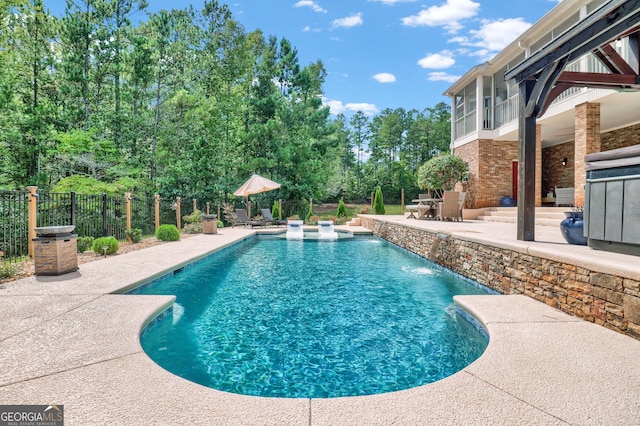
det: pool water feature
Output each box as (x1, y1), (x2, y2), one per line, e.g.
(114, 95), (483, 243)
(137, 236), (490, 398)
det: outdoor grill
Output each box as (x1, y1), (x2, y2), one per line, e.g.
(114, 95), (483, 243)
(32, 225), (78, 276)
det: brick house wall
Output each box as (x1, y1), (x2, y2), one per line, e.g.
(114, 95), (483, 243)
(454, 139), (518, 208)
(542, 142), (574, 194)
(601, 122), (640, 151)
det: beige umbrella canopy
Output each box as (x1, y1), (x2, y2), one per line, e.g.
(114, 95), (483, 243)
(233, 174), (281, 217)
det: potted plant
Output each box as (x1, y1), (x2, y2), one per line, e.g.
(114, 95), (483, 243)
(560, 206), (587, 245)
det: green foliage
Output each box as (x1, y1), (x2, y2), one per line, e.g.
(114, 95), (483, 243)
(77, 236), (95, 253)
(92, 236), (119, 255)
(156, 224), (180, 241)
(217, 219), (224, 228)
(417, 153), (468, 195)
(336, 199), (347, 217)
(125, 228), (143, 243)
(183, 209), (204, 224)
(52, 176), (130, 197)
(0, 263), (16, 280)
(373, 187), (386, 214)
(182, 222), (203, 234)
(271, 200), (280, 219)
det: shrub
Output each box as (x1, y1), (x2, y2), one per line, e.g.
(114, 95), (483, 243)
(0, 263), (15, 280)
(156, 224), (180, 241)
(271, 200), (280, 219)
(183, 209), (204, 224)
(92, 236), (119, 255)
(217, 220), (224, 229)
(373, 187), (386, 214)
(125, 228), (142, 243)
(77, 236), (95, 253)
(182, 222), (203, 234)
(336, 199), (347, 218)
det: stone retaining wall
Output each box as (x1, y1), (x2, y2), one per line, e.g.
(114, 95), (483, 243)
(360, 217), (640, 340)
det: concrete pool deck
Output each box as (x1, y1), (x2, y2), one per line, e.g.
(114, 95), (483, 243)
(0, 223), (639, 425)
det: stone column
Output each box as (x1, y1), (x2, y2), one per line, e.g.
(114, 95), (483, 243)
(574, 102), (601, 206)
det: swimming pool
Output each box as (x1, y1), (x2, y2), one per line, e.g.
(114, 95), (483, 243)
(137, 236), (490, 398)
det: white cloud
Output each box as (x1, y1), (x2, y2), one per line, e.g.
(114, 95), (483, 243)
(417, 50), (455, 69)
(324, 99), (379, 116)
(332, 13), (364, 29)
(468, 18), (531, 51)
(401, 0), (480, 33)
(294, 0), (326, 13)
(373, 72), (396, 83)
(368, 0), (416, 4)
(427, 72), (460, 83)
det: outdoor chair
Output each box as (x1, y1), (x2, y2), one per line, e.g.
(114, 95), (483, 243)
(233, 209), (265, 228)
(261, 208), (287, 227)
(458, 191), (467, 222)
(437, 191), (461, 221)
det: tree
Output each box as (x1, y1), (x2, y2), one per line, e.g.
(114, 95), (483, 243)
(373, 186), (385, 214)
(417, 153), (468, 196)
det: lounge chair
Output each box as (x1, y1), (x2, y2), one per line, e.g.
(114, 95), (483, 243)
(261, 209), (287, 227)
(437, 191), (461, 221)
(233, 209), (265, 228)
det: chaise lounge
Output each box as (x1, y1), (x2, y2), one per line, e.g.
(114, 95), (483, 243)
(233, 209), (266, 228)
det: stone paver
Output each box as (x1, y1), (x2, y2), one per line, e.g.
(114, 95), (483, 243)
(0, 224), (639, 424)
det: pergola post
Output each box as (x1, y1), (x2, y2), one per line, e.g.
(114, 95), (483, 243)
(517, 80), (537, 241)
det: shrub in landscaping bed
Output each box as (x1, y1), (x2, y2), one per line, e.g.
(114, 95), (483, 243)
(92, 236), (119, 255)
(156, 224), (180, 241)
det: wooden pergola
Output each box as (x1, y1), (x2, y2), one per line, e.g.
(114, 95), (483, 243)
(504, 0), (640, 241)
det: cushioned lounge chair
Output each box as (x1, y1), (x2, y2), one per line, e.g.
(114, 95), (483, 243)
(261, 209), (287, 227)
(233, 208), (265, 228)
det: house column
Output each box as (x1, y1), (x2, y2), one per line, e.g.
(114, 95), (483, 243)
(536, 124), (542, 207)
(574, 102), (600, 206)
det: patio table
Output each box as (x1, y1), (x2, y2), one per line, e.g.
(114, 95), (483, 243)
(410, 198), (441, 220)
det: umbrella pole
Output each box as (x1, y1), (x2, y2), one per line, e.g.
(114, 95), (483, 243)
(247, 198), (251, 218)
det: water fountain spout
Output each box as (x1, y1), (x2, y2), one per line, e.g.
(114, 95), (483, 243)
(317, 220), (338, 240)
(286, 220), (304, 240)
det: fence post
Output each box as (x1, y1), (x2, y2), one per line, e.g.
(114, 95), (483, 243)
(154, 195), (160, 231)
(193, 198), (197, 213)
(371, 192), (374, 209)
(279, 199), (282, 220)
(401, 189), (405, 214)
(176, 197), (181, 230)
(125, 193), (132, 231)
(27, 186), (38, 258)
(70, 191), (77, 228)
(217, 205), (220, 221)
(206, 202), (210, 215)
(310, 198), (313, 215)
(102, 192), (108, 236)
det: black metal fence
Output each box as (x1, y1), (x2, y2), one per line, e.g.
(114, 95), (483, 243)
(0, 190), (29, 262)
(0, 190), (185, 264)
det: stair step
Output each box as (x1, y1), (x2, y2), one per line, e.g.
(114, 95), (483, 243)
(476, 207), (568, 227)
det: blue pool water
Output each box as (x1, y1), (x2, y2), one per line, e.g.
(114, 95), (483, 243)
(137, 236), (489, 398)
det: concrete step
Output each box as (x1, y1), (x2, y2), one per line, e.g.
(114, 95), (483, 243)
(477, 207), (567, 227)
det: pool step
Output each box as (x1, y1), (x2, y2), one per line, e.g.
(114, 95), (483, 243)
(477, 207), (567, 227)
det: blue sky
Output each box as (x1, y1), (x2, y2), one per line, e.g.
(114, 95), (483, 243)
(45, 0), (561, 117)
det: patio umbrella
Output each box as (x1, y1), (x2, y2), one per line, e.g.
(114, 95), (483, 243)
(233, 174), (281, 217)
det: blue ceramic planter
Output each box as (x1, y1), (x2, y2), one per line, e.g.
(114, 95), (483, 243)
(560, 211), (587, 245)
(500, 196), (516, 207)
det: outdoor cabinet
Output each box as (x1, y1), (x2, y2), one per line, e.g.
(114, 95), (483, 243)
(584, 145), (640, 256)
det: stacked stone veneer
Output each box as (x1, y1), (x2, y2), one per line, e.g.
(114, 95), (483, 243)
(360, 217), (640, 340)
